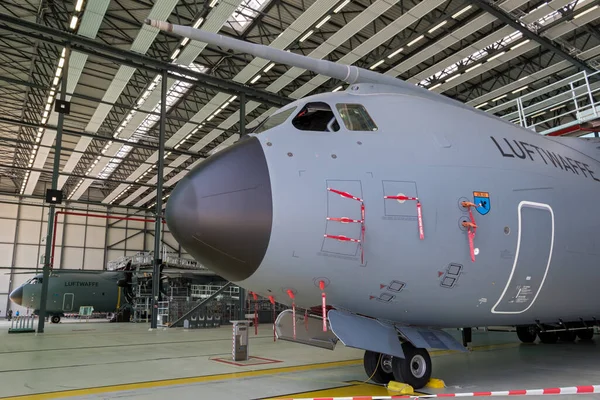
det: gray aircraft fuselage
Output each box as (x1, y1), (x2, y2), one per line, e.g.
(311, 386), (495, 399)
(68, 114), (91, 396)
(167, 83), (600, 329)
(11, 272), (122, 315)
(152, 18), (600, 333)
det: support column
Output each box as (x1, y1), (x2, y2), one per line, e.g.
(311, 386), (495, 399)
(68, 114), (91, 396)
(150, 69), (167, 329)
(239, 93), (246, 136)
(238, 287), (246, 320)
(6, 201), (21, 316)
(38, 46), (70, 333)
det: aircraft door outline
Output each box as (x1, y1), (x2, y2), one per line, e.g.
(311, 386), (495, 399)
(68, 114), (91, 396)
(62, 293), (74, 312)
(491, 201), (554, 314)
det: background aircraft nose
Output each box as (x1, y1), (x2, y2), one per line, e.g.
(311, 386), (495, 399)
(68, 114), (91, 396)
(165, 136), (272, 282)
(9, 286), (23, 305)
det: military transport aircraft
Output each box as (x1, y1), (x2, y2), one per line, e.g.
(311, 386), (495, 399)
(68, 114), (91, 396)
(147, 19), (600, 389)
(8, 262), (218, 323)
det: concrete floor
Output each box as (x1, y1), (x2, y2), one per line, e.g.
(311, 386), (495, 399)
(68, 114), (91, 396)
(0, 319), (599, 399)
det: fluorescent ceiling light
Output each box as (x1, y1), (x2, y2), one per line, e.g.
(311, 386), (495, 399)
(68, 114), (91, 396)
(407, 35), (424, 47)
(70, 16), (78, 29)
(181, 38), (190, 47)
(264, 63), (275, 72)
(512, 86), (528, 93)
(334, 0), (350, 13)
(511, 40), (530, 50)
(446, 74), (460, 82)
(250, 74), (261, 84)
(299, 30), (313, 42)
(316, 15), (331, 29)
(428, 83), (442, 90)
(333, 86), (343, 92)
(475, 102), (488, 109)
(574, 5), (598, 18)
(452, 5), (471, 19)
(193, 17), (204, 28)
(428, 20), (447, 33)
(466, 63), (482, 72)
(369, 60), (384, 70)
(492, 94), (507, 102)
(75, 0), (84, 11)
(488, 51), (506, 61)
(387, 48), (403, 59)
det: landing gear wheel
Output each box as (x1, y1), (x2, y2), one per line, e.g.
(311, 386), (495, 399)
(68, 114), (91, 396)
(577, 328), (594, 341)
(558, 330), (577, 342)
(363, 350), (394, 384)
(538, 331), (558, 344)
(51, 315), (60, 324)
(516, 326), (537, 343)
(391, 342), (432, 390)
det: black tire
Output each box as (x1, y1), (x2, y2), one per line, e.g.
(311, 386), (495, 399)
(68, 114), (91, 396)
(391, 342), (432, 390)
(363, 350), (395, 384)
(516, 326), (537, 343)
(577, 328), (594, 341)
(538, 331), (558, 344)
(558, 330), (577, 342)
(51, 315), (60, 324)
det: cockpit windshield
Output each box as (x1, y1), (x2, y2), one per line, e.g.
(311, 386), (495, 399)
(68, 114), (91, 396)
(335, 104), (378, 131)
(292, 102), (340, 132)
(26, 276), (42, 284)
(253, 106), (297, 134)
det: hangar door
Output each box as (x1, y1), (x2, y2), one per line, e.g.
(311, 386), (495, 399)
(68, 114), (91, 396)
(491, 201), (554, 314)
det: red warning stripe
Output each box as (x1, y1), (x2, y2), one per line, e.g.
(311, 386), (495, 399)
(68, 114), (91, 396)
(327, 217), (363, 223)
(274, 384), (600, 399)
(327, 188), (363, 202)
(324, 234), (361, 243)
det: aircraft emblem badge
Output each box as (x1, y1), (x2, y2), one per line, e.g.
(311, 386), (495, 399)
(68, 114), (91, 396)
(473, 191), (490, 215)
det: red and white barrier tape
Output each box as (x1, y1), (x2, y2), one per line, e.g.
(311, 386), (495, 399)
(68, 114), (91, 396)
(276, 384), (600, 399)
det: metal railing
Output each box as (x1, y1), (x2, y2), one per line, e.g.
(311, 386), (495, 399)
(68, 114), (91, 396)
(191, 284), (240, 299)
(107, 251), (208, 271)
(8, 315), (36, 333)
(487, 69), (600, 135)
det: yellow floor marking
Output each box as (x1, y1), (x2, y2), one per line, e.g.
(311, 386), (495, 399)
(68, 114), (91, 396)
(0, 359), (362, 400)
(0, 341), (521, 400)
(265, 381), (428, 399)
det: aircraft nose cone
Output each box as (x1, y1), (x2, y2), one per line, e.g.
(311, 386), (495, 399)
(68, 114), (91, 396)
(165, 136), (272, 282)
(9, 286), (23, 305)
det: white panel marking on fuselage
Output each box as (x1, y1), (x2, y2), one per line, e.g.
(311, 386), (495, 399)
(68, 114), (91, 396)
(491, 201), (554, 314)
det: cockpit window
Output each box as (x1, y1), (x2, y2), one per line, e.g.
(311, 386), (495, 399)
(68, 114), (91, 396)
(253, 106), (297, 134)
(292, 102), (340, 132)
(335, 104), (378, 131)
(28, 277), (42, 284)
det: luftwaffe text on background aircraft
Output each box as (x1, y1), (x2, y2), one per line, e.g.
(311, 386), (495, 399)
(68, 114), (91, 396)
(146, 19), (600, 390)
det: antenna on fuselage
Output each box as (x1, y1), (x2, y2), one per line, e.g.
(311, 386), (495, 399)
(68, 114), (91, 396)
(144, 19), (481, 115)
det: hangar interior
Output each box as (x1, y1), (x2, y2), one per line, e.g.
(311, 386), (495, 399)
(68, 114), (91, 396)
(0, 0), (600, 398)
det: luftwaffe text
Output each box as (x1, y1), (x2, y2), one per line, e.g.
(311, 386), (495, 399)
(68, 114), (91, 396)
(491, 136), (600, 183)
(64, 282), (99, 287)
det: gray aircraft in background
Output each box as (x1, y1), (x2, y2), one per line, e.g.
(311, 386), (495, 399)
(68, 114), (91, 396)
(8, 263), (218, 323)
(147, 19), (600, 389)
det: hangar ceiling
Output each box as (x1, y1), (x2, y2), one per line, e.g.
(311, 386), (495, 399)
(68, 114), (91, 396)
(0, 0), (598, 206)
